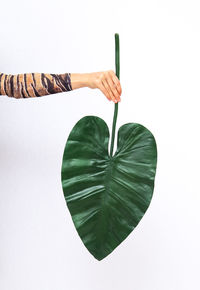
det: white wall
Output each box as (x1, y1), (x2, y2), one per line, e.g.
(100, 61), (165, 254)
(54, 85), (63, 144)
(0, 0), (200, 289)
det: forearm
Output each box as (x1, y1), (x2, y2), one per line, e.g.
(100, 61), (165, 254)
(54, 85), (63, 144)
(0, 71), (122, 103)
(0, 72), (72, 98)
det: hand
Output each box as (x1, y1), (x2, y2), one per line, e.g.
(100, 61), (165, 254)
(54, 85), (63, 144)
(86, 70), (122, 103)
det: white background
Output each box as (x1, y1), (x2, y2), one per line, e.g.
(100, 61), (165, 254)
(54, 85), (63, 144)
(0, 0), (200, 289)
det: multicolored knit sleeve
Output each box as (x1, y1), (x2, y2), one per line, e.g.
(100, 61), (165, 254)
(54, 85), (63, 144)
(0, 72), (72, 98)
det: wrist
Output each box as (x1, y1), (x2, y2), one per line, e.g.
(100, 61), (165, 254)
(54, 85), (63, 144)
(70, 73), (90, 90)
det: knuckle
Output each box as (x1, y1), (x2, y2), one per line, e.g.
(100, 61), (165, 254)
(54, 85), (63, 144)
(98, 73), (104, 82)
(109, 69), (115, 74)
(96, 78), (101, 86)
(101, 71), (108, 79)
(100, 72), (105, 79)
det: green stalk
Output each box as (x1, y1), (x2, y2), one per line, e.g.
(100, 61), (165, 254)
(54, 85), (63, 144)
(109, 33), (120, 157)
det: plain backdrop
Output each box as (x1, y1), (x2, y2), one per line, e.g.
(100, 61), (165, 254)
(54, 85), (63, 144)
(0, 0), (200, 289)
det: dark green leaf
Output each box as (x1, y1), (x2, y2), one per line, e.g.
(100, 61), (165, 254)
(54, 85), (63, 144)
(61, 115), (157, 260)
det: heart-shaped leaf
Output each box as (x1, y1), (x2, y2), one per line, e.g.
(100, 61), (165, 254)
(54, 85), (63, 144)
(61, 33), (157, 260)
(61, 115), (157, 260)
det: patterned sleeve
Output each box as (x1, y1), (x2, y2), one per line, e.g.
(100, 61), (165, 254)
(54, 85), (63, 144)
(0, 72), (72, 98)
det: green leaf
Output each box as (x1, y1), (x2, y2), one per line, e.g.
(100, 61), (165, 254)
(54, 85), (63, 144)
(61, 115), (157, 260)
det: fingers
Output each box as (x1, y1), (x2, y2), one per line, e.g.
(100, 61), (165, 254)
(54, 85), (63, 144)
(109, 70), (122, 96)
(98, 82), (112, 102)
(105, 71), (121, 103)
(94, 70), (122, 103)
(102, 78), (118, 103)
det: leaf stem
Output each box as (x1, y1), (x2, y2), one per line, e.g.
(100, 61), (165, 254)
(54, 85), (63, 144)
(109, 33), (120, 157)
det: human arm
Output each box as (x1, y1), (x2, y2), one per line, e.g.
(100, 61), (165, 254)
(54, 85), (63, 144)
(0, 70), (121, 102)
(0, 72), (72, 98)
